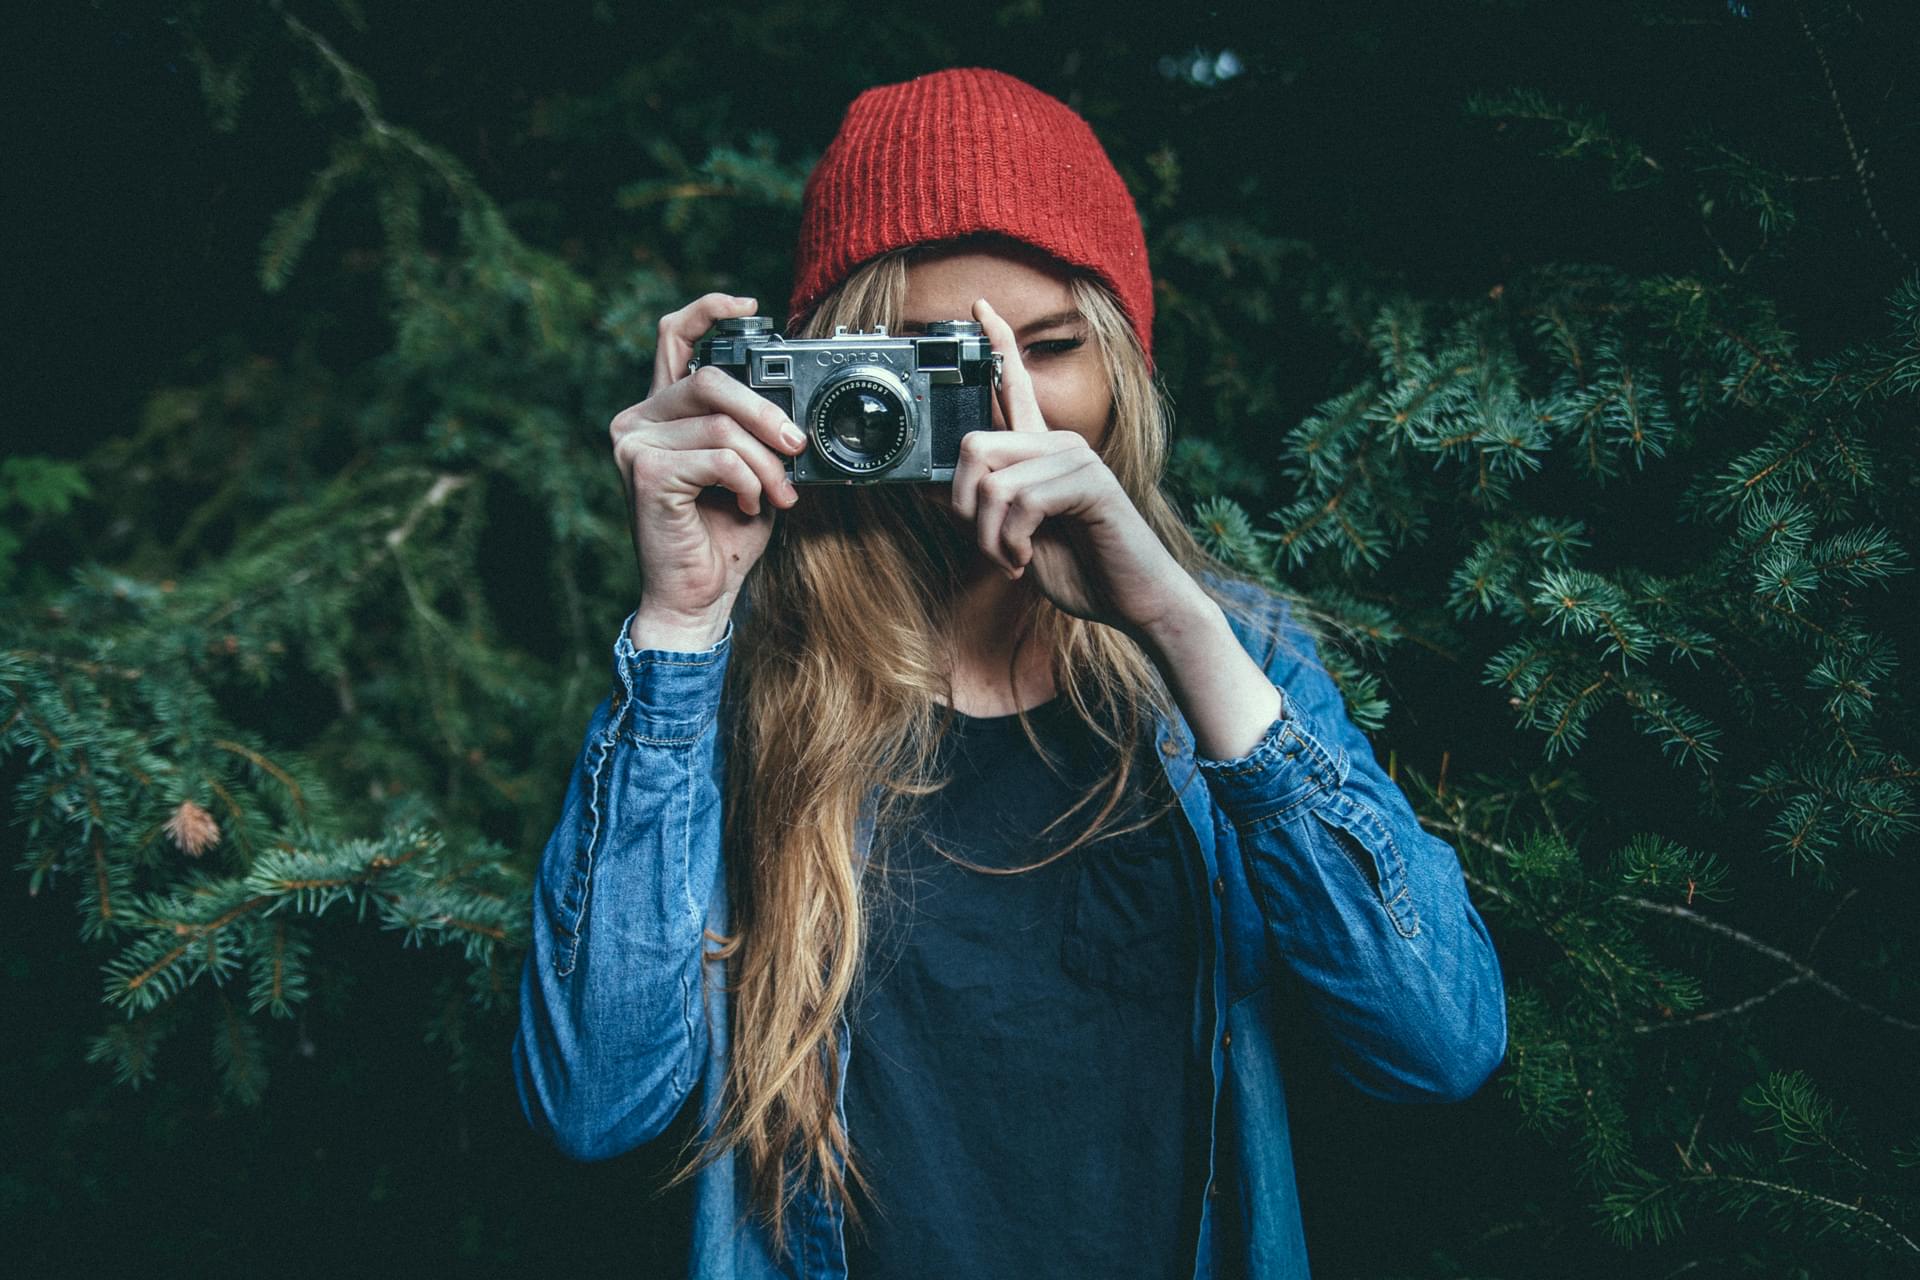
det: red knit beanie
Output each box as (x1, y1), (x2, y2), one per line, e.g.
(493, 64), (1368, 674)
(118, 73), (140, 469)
(789, 67), (1155, 363)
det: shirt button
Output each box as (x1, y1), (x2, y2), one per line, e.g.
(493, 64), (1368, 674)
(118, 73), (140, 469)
(1208, 1182), (1222, 1200)
(1222, 1031), (1233, 1049)
(1159, 738), (1179, 758)
(1212, 876), (1225, 897)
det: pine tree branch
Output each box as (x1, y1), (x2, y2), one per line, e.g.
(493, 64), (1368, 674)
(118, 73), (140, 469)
(55, 669), (120, 925)
(124, 893), (277, 996)
(5, 651), (147, 682)
(210, 739), (307, 818)
(202, 471), (471, 628)
(123, 835), (442, 997)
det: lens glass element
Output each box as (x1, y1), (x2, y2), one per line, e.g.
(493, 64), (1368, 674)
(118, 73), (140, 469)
(827, 391), (902, 456)
(810, 377), (912, 473)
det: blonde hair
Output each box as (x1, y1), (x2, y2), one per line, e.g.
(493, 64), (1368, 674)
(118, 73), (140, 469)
(660, 239), (1285, 1259)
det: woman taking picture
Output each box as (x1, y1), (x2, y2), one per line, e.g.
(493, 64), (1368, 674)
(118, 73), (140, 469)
(513, 67), (1508, 1279)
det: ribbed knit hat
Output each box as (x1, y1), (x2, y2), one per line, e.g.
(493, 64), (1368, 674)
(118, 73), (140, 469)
(789, 67), (1155, 363)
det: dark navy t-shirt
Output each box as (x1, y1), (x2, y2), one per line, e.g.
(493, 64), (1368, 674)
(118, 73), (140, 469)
(841, 694), (1209, 1278)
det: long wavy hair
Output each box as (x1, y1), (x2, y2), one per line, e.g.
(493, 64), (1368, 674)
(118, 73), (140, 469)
(660, 237), (1293, 1259)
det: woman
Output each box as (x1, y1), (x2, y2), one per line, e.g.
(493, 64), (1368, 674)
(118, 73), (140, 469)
(513, 67), (1508, 1279)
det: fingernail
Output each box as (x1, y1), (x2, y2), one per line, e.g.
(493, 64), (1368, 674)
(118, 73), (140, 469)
(781, 425), (806, 451)
(780, 479), (798, 504)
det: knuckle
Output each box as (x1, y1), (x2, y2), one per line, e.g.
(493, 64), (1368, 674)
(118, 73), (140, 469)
(686, 412), (727, 438)
(628, 445), (668, 485)
(724, 452), (759, 485)
(691, 364), (729, 393)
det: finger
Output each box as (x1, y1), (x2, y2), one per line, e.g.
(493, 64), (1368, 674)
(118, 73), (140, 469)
(998, 456), (1107, 571)
(949, 429), (1087, 523)
(609, 419), (636, 513)
(621, 437), (771, 518)
(651, 413), (798, 509)
(973, 298), (1047, 433)
(670, 446), (769, 517)
(640, 364), (808, 460)
(974, 450), (1099, 577)
(651, 293), (760, 397)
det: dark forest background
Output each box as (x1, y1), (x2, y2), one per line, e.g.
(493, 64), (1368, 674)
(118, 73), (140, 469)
(5, 1), (1918, 1276)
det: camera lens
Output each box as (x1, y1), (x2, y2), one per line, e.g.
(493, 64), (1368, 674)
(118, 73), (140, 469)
(809, 374), (914, 475)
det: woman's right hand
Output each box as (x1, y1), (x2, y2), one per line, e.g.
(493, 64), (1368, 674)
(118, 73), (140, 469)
(610, 293), (807, 649)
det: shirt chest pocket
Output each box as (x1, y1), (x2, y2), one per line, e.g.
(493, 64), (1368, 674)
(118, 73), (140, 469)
(1059, 823), (1197, 1000)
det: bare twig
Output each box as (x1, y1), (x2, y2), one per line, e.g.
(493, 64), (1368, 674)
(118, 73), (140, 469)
(1421, 815), (1915, 1033)
(1694, 1172), (1919, 1259)
(1621, 896), (1918, 1033)
(1636, 973), (1807, 1033)
(1633, 888), (1860, 1032)
(273, 1), (472, 195)
(1793, 1), (1913, 266)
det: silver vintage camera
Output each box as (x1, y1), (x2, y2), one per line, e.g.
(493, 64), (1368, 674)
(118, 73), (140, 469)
(689, 317), (1002, 484)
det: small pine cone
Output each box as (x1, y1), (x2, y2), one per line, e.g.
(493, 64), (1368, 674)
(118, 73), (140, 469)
(166, 800), (221, 858)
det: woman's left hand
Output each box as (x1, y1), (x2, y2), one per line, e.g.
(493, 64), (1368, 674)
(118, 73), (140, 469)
(949, 298), (1208, 644)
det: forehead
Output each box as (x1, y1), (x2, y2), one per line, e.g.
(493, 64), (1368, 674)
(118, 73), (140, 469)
(900, 246), (1077, 326)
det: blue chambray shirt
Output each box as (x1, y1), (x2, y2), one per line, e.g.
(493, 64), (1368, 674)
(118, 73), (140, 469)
(512, 576), (1509, 1278)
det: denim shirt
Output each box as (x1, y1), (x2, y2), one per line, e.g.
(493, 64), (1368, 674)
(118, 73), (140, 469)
(511, 577), (1509, 1279)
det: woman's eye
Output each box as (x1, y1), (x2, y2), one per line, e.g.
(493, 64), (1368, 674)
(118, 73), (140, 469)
(1024, 335), (1087, 359)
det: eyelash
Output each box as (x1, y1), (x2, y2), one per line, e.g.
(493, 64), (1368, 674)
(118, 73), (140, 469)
(1024, 335), (1086, 359)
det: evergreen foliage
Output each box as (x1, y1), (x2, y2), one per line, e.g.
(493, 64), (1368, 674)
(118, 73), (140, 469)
(7, 0), (1918, 1273)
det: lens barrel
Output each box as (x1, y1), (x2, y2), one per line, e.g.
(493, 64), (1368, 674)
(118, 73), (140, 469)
(807, 369), (915, 475)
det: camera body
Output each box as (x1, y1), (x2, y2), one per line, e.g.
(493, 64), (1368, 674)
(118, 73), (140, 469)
(690, 317), (1001, 484)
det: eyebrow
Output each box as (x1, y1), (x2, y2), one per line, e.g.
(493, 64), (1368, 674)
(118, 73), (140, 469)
(897, 308), (1085, 337)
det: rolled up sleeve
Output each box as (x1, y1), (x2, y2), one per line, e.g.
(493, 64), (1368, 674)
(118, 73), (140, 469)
(511, 609), (734, 1159)
(1196, 596), (1509, 1103)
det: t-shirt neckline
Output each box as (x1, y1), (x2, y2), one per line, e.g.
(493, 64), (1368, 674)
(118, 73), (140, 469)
(939, 694), (1068, 730)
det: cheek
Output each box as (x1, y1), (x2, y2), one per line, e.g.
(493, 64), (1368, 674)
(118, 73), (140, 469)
(1035, 369), (1115, 448)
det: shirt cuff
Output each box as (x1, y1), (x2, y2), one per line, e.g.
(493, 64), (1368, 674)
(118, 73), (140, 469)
(1192, 686), (1349, 827)
(609, 607), (734, 740)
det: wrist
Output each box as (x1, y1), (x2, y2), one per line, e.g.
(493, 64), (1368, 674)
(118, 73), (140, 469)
(630, 598), (734, 653)
(1133, 585), (1228, 665)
